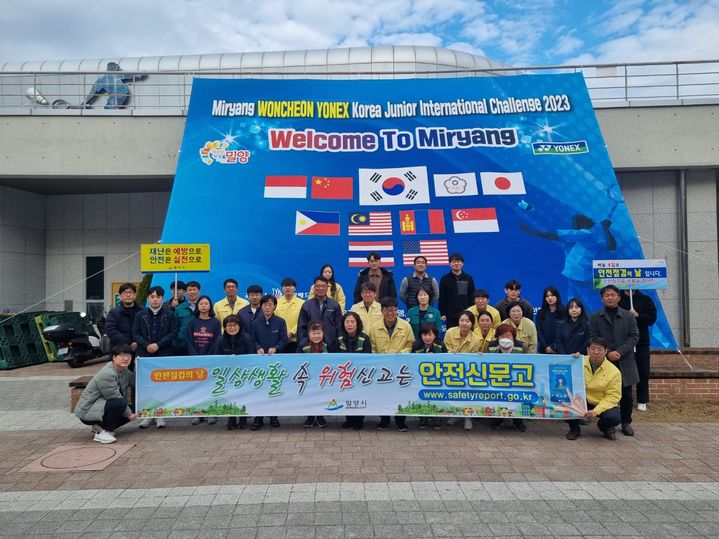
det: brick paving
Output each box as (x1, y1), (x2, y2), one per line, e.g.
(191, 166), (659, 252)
(1, 362), (719, 537)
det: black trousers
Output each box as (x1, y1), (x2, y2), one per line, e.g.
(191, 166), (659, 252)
(379, 415), (406, 427)
(635, 344), (651, 403)
(568, 405), (621, 431)
(80, 397), (132, 432)
(620, 384), (633, 424)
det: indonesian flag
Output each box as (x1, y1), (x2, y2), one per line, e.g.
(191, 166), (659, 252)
(480, 172), (526, 195)
(264, 176), (307, 198)
(451, 208), (499, 233)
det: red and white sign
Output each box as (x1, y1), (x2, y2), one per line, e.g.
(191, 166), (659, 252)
(451, 208), (499, 233)
(480, 172), (526, 195)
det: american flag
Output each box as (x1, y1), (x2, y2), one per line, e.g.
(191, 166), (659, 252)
(402, 240), (449, 266)
(348, 212), (392, 236)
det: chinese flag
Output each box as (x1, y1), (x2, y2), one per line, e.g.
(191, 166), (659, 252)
(311, 176), (354, 199)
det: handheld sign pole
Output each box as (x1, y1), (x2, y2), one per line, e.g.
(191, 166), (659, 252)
(174, 273), (178, 303)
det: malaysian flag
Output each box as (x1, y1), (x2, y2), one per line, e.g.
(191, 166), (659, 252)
(348, 212), (392, 236)
(402, 240), (449, 266)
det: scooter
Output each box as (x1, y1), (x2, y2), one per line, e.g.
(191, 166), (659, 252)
(43, 314), (108, 368)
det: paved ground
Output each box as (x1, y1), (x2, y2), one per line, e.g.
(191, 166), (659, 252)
(1, 361), (719, 537)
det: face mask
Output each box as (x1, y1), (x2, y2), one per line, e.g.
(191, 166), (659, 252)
(499, 338), (514, 348)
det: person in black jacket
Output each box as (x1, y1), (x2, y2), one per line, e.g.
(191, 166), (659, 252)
(105, 283), (143, 364)
(556, 297), (590, 355)
(214, 315), (254, 430)
(134, 286), (178, 429)
(495, 279), (534, 321)
(438, 253), (475, 328)
(352, 251), (397, 304)
(535, 286), (565, 354)
(619, 290), (657, 411)
(332, 311), (372, 430)
(298, 276), (342, 346)
(589, 285), (640, 436)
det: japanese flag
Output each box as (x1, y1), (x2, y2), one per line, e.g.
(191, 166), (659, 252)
(480, 172), (526, 195)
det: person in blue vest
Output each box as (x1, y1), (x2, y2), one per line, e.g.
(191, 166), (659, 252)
(250, 295), (288, 431)
(399, 256), (440, 310)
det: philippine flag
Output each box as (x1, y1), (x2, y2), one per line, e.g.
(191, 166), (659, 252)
(358, 166), (430, 206)
(451, 208), (499, 233)
(348, 241), (394, 267)
(264, 175), (307, 198)
(480, 172), (526, 195)
(295, 211), (340, 236)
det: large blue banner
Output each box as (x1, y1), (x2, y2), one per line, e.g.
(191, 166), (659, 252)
(135, 353), (587, 420)
(160, 74), (675, 349)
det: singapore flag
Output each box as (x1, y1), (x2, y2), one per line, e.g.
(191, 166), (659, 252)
(480, 172), (526, 195)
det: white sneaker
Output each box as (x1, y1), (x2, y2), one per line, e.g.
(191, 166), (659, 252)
(446, 418), (457, 426)
(93, 430), (116, 444)
(464, 418), (473, 431)
(138, 418), (155, 429)
(156, 417), (166, 428)
(637, 403), (647, 412)
(191, 417), (204, 425)
(207, 417), (217, 425)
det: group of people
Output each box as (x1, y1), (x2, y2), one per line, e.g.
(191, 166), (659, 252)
(75, 251), (656, 445)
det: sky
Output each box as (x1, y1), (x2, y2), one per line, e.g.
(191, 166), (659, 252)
(1, 0), (718, 67)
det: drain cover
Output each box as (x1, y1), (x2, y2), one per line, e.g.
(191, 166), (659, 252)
(20, 444), (134, 472)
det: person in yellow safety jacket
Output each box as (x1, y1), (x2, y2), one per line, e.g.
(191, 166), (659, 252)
(275, 277), (305, 353)
(308, 264), (346, 311)
(214, 278), (249, 328)
(369, 297), (414, 432)
(467, 289), (501, 329)
(502, 301), (538, 353)
(473, 310), (497, 353)
(350, 282), (383, 331)
(566, 336), (622, 441)
(443, 310), (481, 353)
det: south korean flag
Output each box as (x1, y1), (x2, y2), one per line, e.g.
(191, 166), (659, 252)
(358, 166), (430, 206)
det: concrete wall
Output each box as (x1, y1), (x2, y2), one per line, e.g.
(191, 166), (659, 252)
(0, 186), (47, 313)
(43, 192), (169, 312)
(618, 169), (719, 347)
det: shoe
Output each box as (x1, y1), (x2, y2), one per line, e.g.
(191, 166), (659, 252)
(431, 419), (442, 431)
(238, 417), (248, 429)
(376, 422), (389, 431)
(156, 418), (166, 429)
(397, 422), (408, 432)
(566, 427), (581, 441)
(446, 418), (458, 426)
(603, 427), (617, 441)
(207, 417), (217, 425)
(251, 418), (263, 431)
(191, 417), (204, 425)
(637, 403), (647, 412)
(304, 417), (314, 428)
(621, 422), (634, 436)
(269, 417), (280, 428)
(464, 418), (473, 431)
(316, 416), (327, 428)
(417, 418), (428, 430)
(91, 424), (103, 435)
(513, 419), (526, 433)
(225, 418), (237, 430)
(490, 418), (503, 430)
(93, 430), (116, 444)
(139, 418), (154, 429)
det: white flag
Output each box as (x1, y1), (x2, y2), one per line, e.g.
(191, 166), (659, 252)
(433, 172), (478, 197)
(480, 172), (526, 195)
(358, 166), (430, 206)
